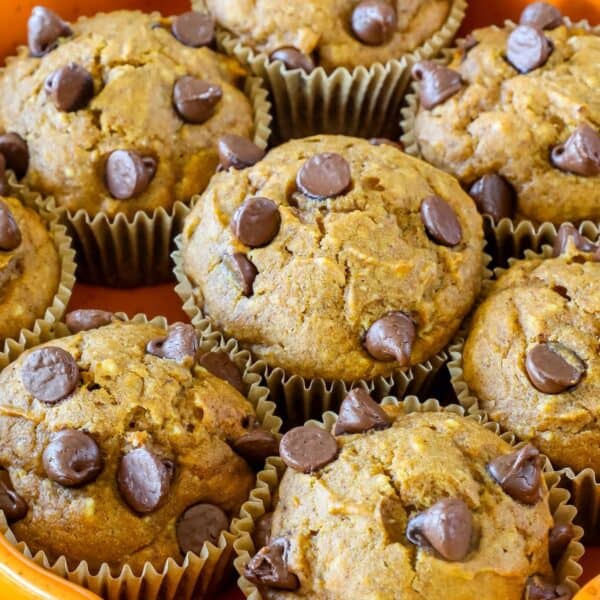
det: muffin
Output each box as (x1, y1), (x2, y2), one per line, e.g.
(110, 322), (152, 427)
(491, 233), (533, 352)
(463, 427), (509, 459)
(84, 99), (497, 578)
(181, 135), (484, 382)
(0, 316), (278, 573)
(409, 3), (600, 224)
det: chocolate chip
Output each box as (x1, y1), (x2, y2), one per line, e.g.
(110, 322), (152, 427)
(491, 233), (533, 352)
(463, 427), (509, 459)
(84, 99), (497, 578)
(406, 498), (473, 561)
(351, 0), (397, 46)
(146, 322), (198, 363)
(297, 153), (352, 200)
(506, 25), (553, 74)
(244, 538), (300, 591)
(526, 575), (572, 600)
(232, 197), (281, 248)
(549, 523), (575, 564)
(364, 312), (416, 366)
(520, 2), (563, 30)
(0, 200), (21, 251)
(421, 195), (463, 246)
(412, 61), (462, 110)
(173, 77), (222, 124)
(105, 150), (157, 200)
(44, 63), (94, 112)
(21, 347), (79, 404)
(279, 426), (338, 473)
(488, 444), (542, 505)
(369, 137), (403, 150)
(553, 223), (598, 257)
(254, 512), (273, 549)
(198, 350), (244, 393)
(468, 174), (516, 221)
(551, 124), (600, 177)
(218, 135), (265, 170)
(225, 252), (258, 296)
(0, 133), (29, 179)
(0, 470), (27, 522)
(270, 47), (315, 72)
(28, 6), (72, 57)
(233, 428), (279, 468)
(177, 503), (229, 554)
(0, 154), (7, 196)
(525, 343), (585, 394)
(117, 447), (173, 514)
(42, 429), (103, 487)
(334, 388), (392, 435)
(171, 11), (215, 47)
(65, 309), (114, 333)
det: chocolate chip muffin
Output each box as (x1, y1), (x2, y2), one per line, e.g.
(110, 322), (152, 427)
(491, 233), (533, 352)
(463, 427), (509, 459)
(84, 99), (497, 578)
(0, 317), (278, 572)
(244, 397), (565, 600)
(0, 7), (258, 218)
(462, 225), (600, 474)
(410, 3), (600, 224)
(197, 0), (452, 71)
(0, 195), (60, 344)
(182, 135), (484, 381)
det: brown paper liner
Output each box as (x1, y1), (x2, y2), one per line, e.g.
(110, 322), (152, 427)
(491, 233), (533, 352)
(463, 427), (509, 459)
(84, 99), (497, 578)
(0, 173), (76, 371)
(216, 0), (467, 141)
(232, 396), (584, 599)
(0, 313), (282, 600)
(44, 76), (272, 288)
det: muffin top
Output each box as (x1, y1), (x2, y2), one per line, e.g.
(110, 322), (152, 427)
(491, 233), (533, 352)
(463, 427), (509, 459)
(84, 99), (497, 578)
(0, 319), (274, 572)
(463, 226), (600, 473)
(0, 8), (256, 218)
(197, 0), (451, 70)
(245, 405), (558, 600)
(182, 135), (484, 381)
(412, 5), (600, 224)
(0, 196), (60, 343)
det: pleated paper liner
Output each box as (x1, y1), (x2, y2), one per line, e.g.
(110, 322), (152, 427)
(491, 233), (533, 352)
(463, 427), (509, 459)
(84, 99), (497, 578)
(0, 173), (76, 371)
(44, 76), (272, 288)
(0, 312), (282, 600)
(213, 0), (467, 142)
(232, 396), (584, 600)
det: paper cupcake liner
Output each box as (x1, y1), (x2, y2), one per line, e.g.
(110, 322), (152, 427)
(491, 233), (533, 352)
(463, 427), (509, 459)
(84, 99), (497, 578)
(44, 76), (272, 288)
(0, 173), (76, 371)
(216, 0), (466, 141)
(232, 396), (584, 599)
(0, 312), (282, 600)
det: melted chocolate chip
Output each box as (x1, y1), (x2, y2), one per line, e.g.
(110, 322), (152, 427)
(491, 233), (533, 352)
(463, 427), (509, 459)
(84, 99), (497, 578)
(549, 523), (575, 565)
(244, 538), (300, 591)
(506, 25), (553, 74)
(0, 133), (29, 179)
(218, 135), (265, 170)
(520, 2), (563, 30)
(279, 426), (338, 473)
(254, 512), (273, 549)
(233, 428), (279, 468)
(45, 63), (94, 112)
(526, 575), (572, 600)
(369, 137), (403, 150)
(468, 174), (516, 221)
(270, 47), (315, 72)
(420, 195), (462, 246)
(197, 350), (244, 393)
(488, 444), (542, 505)
(0, 470), (27, 522)
(146, 322), (198, 363)
(65, 309), (114, 333)
(173, 77), (222, 124)
(105, 150), (157, 200)
(553, 223), (598, 257)
(171, 11), (215, 47)
(28, 6), (72, 57)
(177, 503), (229, 553)
(364, 312), (416, 366)
(21, 347), (79, 404)
(351, 0), (397, 46)
(226, 252), (258, 296)
(525, 343), (585, 394)
(0, 200), (22, 251)
(297, 153), (352, 199)
(232, 197), (281, 248)
(551, 124), (600, 177)
(334, 388), (392, 435)
(412, 61), (462, 110)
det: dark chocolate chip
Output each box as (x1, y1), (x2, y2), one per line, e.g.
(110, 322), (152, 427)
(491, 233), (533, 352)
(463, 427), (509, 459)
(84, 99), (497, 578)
(42, 429), (103, 487)
(279, 426), (338, 473)
(171, 11), (215, 47)
(506, 25), (553, 74)
(526, 575), (572, 600)
(233, 428), (279, 468)
(487, 444), (542, 505)
(551, 124), (600, 177)
(117, 447), (173, 514)
(65, 309), (114, 333)
(364, 312), (416, 366)
(105, 150), (157, 200)
(0, 470), (27, 522)
(549, 523), (575, 564)
(334, 388), (392, 435)
(254, 512), (273, 549)
(0, 154), (7, 196)
(553, 223), (598, 257)
(351, 0), (397, 46)
(468, 174), (516, 221)
(0, 133), (29, 179)
(406, 498), (473, 561)
(146, 322), (198, 363)
(420, 195), (462, 246)
(244, 538), (300, 591)
(520, 2), (563, 30)
(28, 6), (72, 57)
(412, 61), (462, 110)
(44, 63), (94, 112)
(525, 342), (584, 394)
(369, 137), (403, 150)
(226, 252), (258, 296)
(297, 153), (351, 199)
(218, 135), (265, 170)
(173, 77), (222, 124)
(21, 346), (79, 404)
(231, 197), (281, 248)
(176, 503), (229, 553)
(198, 350), (244, 393)
(0, 200), (22, 251)
(270, 47), (315, 72)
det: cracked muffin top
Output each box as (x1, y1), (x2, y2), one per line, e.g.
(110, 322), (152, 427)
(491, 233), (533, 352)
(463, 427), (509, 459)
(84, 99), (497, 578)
(182, 135), (484, 381)
(0, 8), (256, 218)
(411, 4), (600, 224)
(0, 318), (277, 572)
